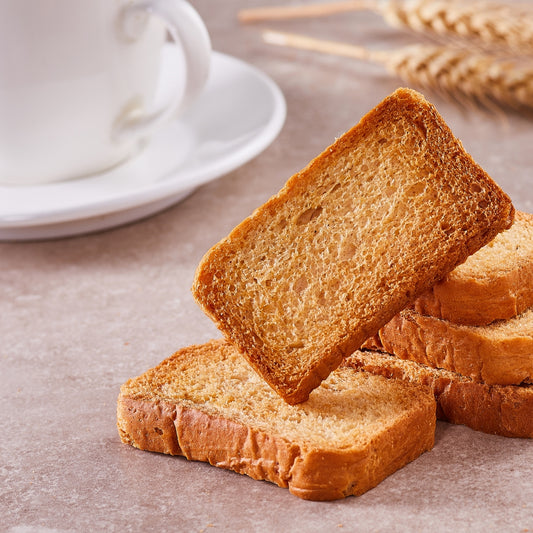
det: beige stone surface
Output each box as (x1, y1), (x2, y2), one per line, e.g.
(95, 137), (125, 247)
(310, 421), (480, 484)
(2, 1), (532, 531)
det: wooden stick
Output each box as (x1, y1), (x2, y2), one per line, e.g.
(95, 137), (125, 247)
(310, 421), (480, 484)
(238, 1), (376, 23)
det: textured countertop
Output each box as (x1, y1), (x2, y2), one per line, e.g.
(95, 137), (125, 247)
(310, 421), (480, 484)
(2, 1), (532, 531)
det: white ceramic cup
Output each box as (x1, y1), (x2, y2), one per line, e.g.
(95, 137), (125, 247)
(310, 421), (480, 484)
(0, 0), (211, 186)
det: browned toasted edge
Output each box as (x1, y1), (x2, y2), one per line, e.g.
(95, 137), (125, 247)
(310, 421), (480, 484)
(362, 308), (533, 386)
(346, 350), (533, 439)
(116, 349), (436, 500)
(412, 211), (533, 326)
(288, 393), (435, 500)
(192, 87), (514, 404)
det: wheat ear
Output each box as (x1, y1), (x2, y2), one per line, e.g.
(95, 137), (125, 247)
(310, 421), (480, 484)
(263, 30), (533, 111)
(242, 0), (533, 54)
(381, 0), (533, 54)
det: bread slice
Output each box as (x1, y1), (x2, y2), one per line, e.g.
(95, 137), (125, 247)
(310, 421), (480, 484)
(346, 350), (533, 439)
(363, 307), (533, 386)
(117, 339), (436, 500)
(411, 211), (533, 326)
(192, 87), (514, 404)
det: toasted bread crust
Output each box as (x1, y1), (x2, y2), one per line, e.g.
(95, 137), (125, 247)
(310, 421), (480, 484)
(412, 211), (533, 326)
(117, 340), (435, 500)
(117, 395), (434, 500)
(193, 88), (513, 404)
(346, 350), (533, 439)
(363, 308), (533, 385)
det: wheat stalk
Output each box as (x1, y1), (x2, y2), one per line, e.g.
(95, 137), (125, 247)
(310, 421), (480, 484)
(238, 1), (375, 22)
(263, 30), (533, 111)
(242, 0), (533, 54)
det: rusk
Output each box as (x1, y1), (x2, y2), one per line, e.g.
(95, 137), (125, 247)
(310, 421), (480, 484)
(412, 211), (533, 326)
(363, 308), (533, 386)
(117, 339), (436, 500)
(346, 350), (533, 439)
(192, 87), (514, 404)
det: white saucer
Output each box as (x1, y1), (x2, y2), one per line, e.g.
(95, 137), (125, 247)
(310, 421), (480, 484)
(0, 47), (286, 241)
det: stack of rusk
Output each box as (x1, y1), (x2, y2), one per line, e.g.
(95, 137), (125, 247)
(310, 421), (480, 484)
(349, 211), (533, 438)
(117, 89), (519, 501)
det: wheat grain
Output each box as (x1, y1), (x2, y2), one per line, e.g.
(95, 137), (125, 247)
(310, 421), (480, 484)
(382, 42), (533, 111)
(263, 30), (533, 111)
(382, 0), (533, 54)
(243, 0), (533, 54)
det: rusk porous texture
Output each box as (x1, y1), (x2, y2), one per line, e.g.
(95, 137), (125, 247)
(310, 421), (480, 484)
(193, 88), (514, 404)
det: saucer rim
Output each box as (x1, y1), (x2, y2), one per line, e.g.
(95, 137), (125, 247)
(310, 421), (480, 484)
(0, 49), (286, 235)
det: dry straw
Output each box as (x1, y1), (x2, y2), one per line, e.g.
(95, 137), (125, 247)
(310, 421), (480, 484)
(241, 0), (533, 55)
(263, 30), (533, 112)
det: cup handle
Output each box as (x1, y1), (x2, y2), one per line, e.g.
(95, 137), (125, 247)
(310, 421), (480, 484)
(114, 0), (211, 143)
